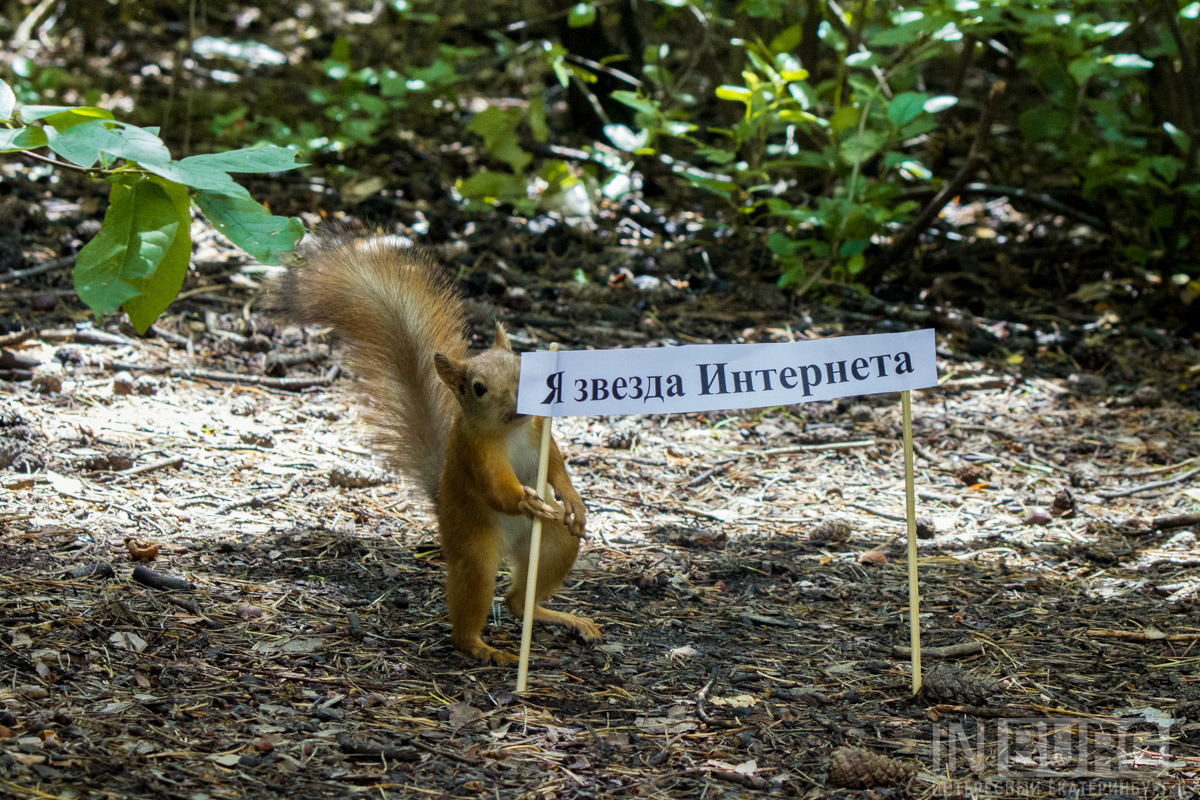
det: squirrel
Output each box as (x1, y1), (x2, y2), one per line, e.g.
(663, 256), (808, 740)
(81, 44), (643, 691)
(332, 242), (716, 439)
(279, 234), (600, 664)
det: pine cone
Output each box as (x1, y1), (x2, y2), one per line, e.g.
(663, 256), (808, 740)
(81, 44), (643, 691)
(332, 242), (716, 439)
(919, 664), (997, 706)
(828, 746), (915, 788)
(810, 517), (852, 544)
(1069, 461), (1100, 489)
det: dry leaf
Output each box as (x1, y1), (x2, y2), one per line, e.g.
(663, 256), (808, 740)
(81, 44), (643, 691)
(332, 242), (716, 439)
(109, 632), (147, 652)
(125, 538), (160, 561)
(860, 548), (887, 565)
(447, 702), (484, 728)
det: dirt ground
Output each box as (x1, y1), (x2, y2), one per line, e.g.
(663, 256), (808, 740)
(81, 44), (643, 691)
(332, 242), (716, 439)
(2, 268), (1200, 800)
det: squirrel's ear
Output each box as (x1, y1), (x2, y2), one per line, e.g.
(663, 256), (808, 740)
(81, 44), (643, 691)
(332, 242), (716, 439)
(493, 323), (512, 352)
(434, 352), (467, 394)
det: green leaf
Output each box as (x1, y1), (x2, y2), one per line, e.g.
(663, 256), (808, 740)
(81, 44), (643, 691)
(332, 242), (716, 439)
(787, 150), (831, 168)
(838, 130), (887, 164)
(604, 124), (649, 152)
(457, 170), (529, 200)
(769, 24), (803, 55)
(1163, 121), (1191, 154)
(1092, 21), (1129, 37)
(331, 37), (351, 64)
(20, 105), (114, 124)
(568, 2), (596, 27)
(1149, 204), (1175, 229)
(923, 95), (958, 113)
(715, 85), (752, 103)
(0, 126), (48, 152)
(122, 177), (193, 333)
(1106, 53), (1153, 70)
(888, 92), (928, 127)
(768, 232), (799, 256)
(141, 159), (253, 199)
(74, 178), (182, 318)
(1068, 56), (1098, 84)
(45, 119), (170, 168)
(0, 79), (16, 121)
(180, 145), (306, 173)
(868, 23), (926, 47)
(529, 95), (548, 143)
(830, 105), (862, 133)
(194, 191), (305, 265)
(1019, 108), (1072, 142)
(467, 107), (530, 172)
(611, 91), (660, 117)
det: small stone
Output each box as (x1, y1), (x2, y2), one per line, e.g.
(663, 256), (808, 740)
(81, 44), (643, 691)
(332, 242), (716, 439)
(1024, 507), (1052, 525)
(31, 292), (56, 312)
(111, 372), (135, 395)
(134, 375), (160, 396)
(229, 396), (257, 416)
(329, 464), (389, 488)
(846, 403), (873, 422)
(1130, 385), (1162, 408)
(239, 428), (275, 448)
(31, 362), (64, 393)
(242, 334), (273, 353)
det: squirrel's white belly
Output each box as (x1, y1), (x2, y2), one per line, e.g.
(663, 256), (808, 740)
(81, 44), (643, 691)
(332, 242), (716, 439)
(506, 422), (539, 484)
(499, 422), (539, 554)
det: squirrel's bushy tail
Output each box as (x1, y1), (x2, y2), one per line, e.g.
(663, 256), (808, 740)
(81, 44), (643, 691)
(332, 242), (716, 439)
(280, 235), (468, 501)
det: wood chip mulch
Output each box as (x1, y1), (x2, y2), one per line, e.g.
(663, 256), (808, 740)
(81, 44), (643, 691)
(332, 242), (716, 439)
(2, 308), (1200, 800)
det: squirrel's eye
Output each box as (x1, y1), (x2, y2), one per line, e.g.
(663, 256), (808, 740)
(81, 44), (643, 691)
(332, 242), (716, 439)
(473, 382), (487, 397)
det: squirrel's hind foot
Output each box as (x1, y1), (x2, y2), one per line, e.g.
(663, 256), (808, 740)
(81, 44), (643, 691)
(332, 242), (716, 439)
(457, 638), (519, 665)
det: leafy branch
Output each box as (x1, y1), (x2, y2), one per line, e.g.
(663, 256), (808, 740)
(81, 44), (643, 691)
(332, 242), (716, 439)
(0, 77), (306, 333)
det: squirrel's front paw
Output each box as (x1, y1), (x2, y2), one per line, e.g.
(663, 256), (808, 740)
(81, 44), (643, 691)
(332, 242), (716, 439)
(519, 485), (561, 520)
(561, 493), (587, 538)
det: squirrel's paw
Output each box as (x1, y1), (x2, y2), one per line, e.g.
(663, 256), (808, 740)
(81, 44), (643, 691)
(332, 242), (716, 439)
(571, 615), (602, 642)
(458, 638), (519, 665)
(519, 485), (562, 521)
(560, 493), (587, 538)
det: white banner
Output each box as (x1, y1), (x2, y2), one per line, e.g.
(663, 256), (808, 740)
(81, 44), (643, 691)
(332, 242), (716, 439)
(517, 329), (937, 417)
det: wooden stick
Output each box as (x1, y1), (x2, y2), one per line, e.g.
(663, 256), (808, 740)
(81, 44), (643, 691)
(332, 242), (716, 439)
(902, 390), (922, 693)
(516, 343), (559, 693)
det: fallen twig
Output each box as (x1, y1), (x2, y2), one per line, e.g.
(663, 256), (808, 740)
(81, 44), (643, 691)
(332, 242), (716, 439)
(0, 255), (74, 283)
(893, 641), (983, 659)
(684, 459), (735, 487)
(846, 503), (907, 523)
(1150, 513), (1200, 531)
(179, 365), (339, 391)
(1095, 466), (1200, 499)
(115, 455), (184, 479)
(1087, 629), (1200, 643)
(679, 768), (766, 790)
(63, 562), (116, 580)
(131, 565), (194, 592)
(338, 736), (420, 762)
(0, 329), (36, 347)
(760, 440), (876, 456)
(216, 478), (298, 514)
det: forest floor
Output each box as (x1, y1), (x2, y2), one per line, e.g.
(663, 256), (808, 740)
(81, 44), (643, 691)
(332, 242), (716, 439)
(3, 209), (1200, 800)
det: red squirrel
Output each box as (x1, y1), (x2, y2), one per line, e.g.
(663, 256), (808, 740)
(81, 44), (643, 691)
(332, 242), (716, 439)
(281, 236), (599, 664)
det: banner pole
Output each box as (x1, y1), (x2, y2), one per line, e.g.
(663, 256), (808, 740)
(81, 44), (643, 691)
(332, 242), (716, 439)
(516, 343), (558, 693)
(902, 389), (922, 694)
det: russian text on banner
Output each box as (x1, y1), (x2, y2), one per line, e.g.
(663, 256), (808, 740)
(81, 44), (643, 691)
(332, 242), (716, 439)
(517, 329), (938, 417)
